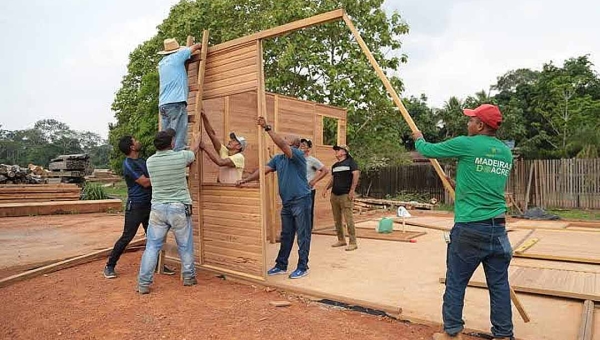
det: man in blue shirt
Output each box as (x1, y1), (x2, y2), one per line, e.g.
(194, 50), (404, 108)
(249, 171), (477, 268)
(158, 38), (202, 151)
(237, 117), (312, 279)
(104, 135), (175, 278)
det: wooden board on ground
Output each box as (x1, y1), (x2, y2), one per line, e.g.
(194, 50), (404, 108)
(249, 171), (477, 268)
(513, 229), (600, 264)
(442, 265), (600, 302)
(578, 300), (595, 340)
(508, 220), (570, 230)
(312, 226), (425, 242)
(0, 199), (122, 217)
(399, 216), (455, 231)
(0, 238), (146, 288)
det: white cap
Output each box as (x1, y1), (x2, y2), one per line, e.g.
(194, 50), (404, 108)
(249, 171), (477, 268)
(229, 132), (247, 151)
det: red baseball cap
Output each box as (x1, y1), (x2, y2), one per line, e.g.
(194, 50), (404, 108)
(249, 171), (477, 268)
(463, 104), (503, 130)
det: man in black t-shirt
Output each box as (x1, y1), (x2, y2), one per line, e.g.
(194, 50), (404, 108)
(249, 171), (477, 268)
(322, 145), (360, 251)
(103, 135), (175, 279)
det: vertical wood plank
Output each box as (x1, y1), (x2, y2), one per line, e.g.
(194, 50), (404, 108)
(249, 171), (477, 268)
(195, 30), (210, 265)
(342, 13), (455, 199)
(256, 40), (268, 279)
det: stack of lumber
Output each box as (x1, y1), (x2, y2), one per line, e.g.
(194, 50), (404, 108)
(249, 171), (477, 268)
(0, 184), (80, 203)
(86, 169), (121, 183)
(355, 198), (433, 210)
(48, 154), (89, 171)
(47, 154), (92, 181)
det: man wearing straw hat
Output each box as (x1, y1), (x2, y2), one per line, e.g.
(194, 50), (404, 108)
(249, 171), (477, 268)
(158, 38), (202, 151)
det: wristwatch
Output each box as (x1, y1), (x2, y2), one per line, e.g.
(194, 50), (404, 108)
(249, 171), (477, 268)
(264, 125), (272, 132)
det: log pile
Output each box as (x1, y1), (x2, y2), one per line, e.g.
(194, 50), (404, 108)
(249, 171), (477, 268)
(0, 164), (45, 184)
(0, 183), (81, 203)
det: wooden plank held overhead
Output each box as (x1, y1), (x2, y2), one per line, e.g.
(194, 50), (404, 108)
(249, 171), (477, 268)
(209, 9), (345, 53)
(341, 12), (529, 323)
(342, 13), (454, 197)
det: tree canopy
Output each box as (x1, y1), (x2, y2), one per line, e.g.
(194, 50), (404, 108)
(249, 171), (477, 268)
(0, 119), (110, 168)
(109, 0), (600, 174)
(108, 0), (412, 171)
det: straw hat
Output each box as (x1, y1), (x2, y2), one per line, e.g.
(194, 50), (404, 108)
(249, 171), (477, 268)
(158, 38), (184, 55)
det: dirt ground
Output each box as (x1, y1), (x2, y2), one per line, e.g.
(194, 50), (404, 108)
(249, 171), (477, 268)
(0, 251), (480, 340)
(0, 213), (141, 279)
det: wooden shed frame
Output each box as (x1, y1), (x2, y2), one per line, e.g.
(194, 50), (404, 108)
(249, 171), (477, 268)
(163, 9), (454, 283)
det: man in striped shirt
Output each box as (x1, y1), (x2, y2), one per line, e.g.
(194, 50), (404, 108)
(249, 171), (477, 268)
(137, 129), (201, 294)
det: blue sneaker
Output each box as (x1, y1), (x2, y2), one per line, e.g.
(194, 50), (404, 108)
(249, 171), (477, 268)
(289, 269), (308, 279)
(267, 267), (287, 276)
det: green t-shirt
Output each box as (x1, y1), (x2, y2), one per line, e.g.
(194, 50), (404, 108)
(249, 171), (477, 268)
(147, 149), (195, 204)
(415, 135), (513, 223)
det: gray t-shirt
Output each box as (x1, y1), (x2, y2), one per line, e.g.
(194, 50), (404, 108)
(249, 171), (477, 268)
(305, 155), (325, 183)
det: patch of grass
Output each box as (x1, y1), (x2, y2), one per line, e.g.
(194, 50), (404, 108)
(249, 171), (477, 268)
(81, 182), (110, 200)
(546, 209), (600, 221)
(386, 191), (431, 203)
(103, 180), (128, 201)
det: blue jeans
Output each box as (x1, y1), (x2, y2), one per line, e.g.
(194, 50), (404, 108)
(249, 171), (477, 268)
(159, 101), (188, 151)
(443, 220), (513, 338)
(138, 203), (196, 287)
(274, 194), (312, 271)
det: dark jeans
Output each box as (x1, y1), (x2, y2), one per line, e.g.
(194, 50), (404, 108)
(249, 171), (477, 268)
(310, 189), (316, 231)
(443, 220), (514, 338)
(275, 194), (312, 271)
(107, 201), (150, 268)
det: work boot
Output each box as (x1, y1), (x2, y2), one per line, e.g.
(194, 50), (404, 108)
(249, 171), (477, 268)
(161, 265), (176, 275)
(183, 277), (198, 286)
(345, 244), (358, 251)
(331, 240), (347, 247)
(432, 332), (463, 340)
(103, 266), (117, 279)
(137, 285), (150, 294)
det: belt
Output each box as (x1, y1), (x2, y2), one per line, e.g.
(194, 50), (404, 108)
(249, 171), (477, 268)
(472, 217), (506, 225)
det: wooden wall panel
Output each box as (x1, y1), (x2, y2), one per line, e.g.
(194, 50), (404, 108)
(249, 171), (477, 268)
(316, 103), (346, 120)
(276, 96), (315, 138)
(201, 184), (263, 278)
(203, 42), (259, 99)
(514, 229), (600, 264)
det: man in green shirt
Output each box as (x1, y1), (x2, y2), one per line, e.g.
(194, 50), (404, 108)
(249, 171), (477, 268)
(137, 129), (201, 294)
(413, 104), (514, 340)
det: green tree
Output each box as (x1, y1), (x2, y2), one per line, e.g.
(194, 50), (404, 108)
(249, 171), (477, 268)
(109, 0), (411, 172)
(492, 55), (600, 158)
(0, 121), (110, 168)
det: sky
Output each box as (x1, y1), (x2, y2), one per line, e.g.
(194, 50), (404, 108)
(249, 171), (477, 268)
(1, 0), (598, 139)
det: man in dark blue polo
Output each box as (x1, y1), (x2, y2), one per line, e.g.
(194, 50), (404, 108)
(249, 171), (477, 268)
(237, 117), (312, 279)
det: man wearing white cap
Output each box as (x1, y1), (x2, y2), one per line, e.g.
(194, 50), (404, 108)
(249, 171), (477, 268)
(198, 110), (246, 183)
(158, 38), (202, 151)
